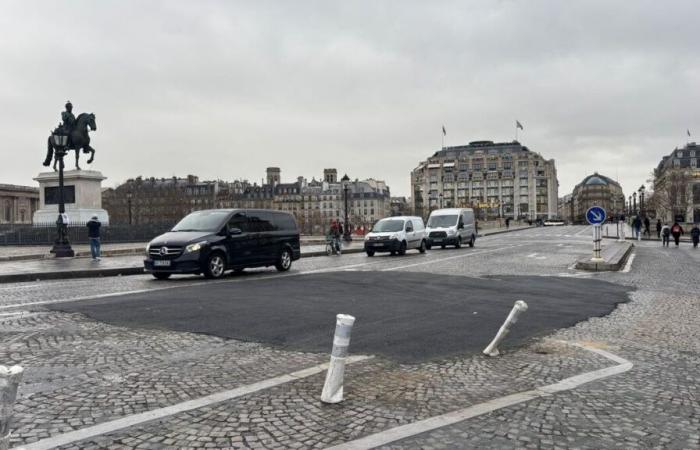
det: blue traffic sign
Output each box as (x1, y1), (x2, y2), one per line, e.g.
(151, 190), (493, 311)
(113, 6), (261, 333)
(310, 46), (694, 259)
(586, 206), (607, 225)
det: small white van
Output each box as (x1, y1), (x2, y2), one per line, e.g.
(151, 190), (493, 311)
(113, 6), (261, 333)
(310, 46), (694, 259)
(425, 208), (476, 249)
(364, 216), (427, 256)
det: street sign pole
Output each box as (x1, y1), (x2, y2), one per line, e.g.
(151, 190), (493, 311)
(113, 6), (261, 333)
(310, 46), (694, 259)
(592, 224), (603, 261)
(586, 206), (607, 262)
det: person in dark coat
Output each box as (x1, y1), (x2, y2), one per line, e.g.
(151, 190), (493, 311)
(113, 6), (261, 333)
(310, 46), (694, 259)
(86, 215), (102, 260)
(656, 219), (662, 239)
(691, 224), (700, 248)
(671, 222), (684, 247)
(643, 217), (650, 237)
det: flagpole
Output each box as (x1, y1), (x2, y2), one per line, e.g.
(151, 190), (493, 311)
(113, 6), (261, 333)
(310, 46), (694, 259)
(515, 122), (518, 141)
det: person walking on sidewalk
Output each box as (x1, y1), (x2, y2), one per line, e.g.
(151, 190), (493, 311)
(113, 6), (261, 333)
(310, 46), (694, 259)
(643, 216), (650, 237)
(656, 219), (662, 239)
(691, 224), (700, 248)
(632, 216), (642, 240)
(671, 221), (684, 247)
(87, 215), (102, 260)
(661, 223), (671, 247)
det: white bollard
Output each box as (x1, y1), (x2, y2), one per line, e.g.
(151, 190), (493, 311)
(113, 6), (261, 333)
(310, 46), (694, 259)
(0, 365), (23, 450)
(483, 301), (528, 357)
(321, 314), (355, 404)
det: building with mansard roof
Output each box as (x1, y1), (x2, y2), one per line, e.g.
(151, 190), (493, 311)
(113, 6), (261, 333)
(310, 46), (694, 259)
(410, 140), (558, 220)
(571, 172), (625, 223)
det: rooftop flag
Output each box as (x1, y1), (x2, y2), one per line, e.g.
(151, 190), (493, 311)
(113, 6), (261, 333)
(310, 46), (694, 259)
(442, 125), (446, 136)
(516, 120), (524, 130)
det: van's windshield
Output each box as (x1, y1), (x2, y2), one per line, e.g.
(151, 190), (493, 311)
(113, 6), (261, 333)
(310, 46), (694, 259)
(172, 211), (229, 232)
(373, 219), (405, 232)
(427, 215), (458, 228)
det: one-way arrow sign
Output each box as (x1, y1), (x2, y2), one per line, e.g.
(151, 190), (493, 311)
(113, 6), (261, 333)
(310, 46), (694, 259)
(586, 206), (606, 225)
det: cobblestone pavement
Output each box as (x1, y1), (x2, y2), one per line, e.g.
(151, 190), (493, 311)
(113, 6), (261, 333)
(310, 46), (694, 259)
(1, 226), (698, 448)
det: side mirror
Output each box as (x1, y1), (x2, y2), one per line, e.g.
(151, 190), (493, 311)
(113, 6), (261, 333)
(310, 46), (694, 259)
(228, 227), (242, 235)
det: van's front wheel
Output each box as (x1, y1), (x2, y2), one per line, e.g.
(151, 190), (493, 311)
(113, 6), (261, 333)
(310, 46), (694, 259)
(469, 235), (475, 247)
(204, 253), (226, 279)
(419, 240), (427, 253)
(275, 248), (293, 271)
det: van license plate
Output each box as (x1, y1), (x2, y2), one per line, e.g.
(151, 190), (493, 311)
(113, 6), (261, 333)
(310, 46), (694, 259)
(154, 260), (171, 267)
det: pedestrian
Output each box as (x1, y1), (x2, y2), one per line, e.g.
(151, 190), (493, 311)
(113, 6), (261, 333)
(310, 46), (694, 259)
(691, 224), (700, 248)
(644, 217), (650, 237)
(656, 219), (662, 239)
(633, 216), (642, 240)
(327, 220), (341, 255)
(86, 215), (102, 260)
(671, 221), (684, 247)
(505, 217), (510, 229)
(661, 223), (670, 247)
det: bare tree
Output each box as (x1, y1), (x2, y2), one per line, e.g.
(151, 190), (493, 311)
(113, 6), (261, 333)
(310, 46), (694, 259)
(649, 168), (691, 222)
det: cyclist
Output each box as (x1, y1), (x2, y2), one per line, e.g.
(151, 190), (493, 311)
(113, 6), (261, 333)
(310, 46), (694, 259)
(327, 220), (342, 255)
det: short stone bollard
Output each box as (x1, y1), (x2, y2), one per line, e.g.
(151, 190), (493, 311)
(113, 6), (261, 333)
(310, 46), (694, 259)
(483, 301), (528, 357)
(0, 365), (24, 450)
(321, 314), (355, 404)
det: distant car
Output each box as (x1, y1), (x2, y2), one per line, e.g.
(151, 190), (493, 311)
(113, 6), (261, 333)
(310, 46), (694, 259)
(543, 219), (566, 226)
(425, 208), (476, 249)
(364, 216), (427, 256)
(144, 209), (301, 280)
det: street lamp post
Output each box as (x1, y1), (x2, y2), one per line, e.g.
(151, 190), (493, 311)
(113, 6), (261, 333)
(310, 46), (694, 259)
(628, 195), (632, 216)
(341, 174), (352, 242)
(633, 192), (637, 215)
(439, 193), (443, 209)
(50, 132), (74, 257)
(127, 192), (133, 225)
(638, 185), (645, 216)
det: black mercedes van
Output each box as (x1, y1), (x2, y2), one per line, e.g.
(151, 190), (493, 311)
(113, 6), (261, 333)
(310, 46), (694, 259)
(144, 209), (301, 280)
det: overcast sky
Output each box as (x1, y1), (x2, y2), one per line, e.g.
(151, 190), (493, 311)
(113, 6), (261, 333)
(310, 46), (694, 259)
(1, 0), (698, 198)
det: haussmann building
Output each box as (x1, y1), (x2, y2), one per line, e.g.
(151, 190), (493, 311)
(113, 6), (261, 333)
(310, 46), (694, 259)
(571, 172), (625, 224)
(411, 140), (558, 220)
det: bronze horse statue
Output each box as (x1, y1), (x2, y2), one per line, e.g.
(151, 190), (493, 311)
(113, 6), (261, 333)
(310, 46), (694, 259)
(44, 112), (97, 171)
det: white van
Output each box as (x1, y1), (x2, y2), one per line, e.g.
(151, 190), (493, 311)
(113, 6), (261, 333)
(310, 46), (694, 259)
(425, 208), (476, 249)
(364, 216), (427, 256)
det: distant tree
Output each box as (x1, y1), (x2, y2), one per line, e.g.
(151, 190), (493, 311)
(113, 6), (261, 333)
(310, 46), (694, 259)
(649, 168), (691, 222)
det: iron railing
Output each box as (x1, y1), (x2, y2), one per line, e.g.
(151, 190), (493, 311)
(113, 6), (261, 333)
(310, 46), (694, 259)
(0, 223), (174, 246)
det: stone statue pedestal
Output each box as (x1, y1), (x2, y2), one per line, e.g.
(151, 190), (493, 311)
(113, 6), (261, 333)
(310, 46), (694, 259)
(32, 170), (109, 225)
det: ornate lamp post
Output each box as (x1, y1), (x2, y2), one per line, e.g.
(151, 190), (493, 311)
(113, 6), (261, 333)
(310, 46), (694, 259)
(50, 132), (74, 257)
(628, 195), (632, 216)
(633, 192), (637, 215)
(126, 192), (133, 225)
(341, 174), (352, 242)
(638, 185), (645, 216)
(439, 192), (443, 209)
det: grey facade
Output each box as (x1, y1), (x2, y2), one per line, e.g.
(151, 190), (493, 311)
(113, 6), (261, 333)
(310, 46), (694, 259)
(411, 140), (558, 220)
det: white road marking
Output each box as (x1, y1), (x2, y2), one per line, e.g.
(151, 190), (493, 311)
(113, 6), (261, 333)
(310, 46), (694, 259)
(326, 342), (632, 450)
(621, 252), (636, 273)
(574, 226), (590, 236)
(381, 245), (522, 271)
(16, 355), (373, 450)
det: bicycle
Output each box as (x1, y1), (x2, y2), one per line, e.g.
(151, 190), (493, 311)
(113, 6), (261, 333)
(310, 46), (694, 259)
(325, 236), (342, 256)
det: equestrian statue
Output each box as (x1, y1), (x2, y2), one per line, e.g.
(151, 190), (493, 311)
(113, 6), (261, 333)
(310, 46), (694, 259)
(43, 101), (97, 170)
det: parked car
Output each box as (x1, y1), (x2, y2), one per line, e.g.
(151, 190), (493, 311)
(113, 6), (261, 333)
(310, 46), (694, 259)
(425, 208), (476, 249)
(364, 216), (427, 256)
(144, 209), (301, 280)
(543, 218), (566, 226)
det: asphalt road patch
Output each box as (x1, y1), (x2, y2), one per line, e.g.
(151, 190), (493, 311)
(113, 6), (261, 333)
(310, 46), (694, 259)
(50, 272), (632, 363)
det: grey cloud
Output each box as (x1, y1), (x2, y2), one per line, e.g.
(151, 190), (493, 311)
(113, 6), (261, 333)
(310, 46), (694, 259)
(1, 0), (699, 199)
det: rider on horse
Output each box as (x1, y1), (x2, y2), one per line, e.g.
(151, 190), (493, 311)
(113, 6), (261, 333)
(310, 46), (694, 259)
(61, 101), (76, 136)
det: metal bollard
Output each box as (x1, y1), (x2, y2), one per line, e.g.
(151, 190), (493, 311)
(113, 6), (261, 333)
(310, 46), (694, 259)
(618, 220), (625, 242)
(483, 301), (528, 357)
(0, 365), (23, 450)
(321, 314), (355, 404)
